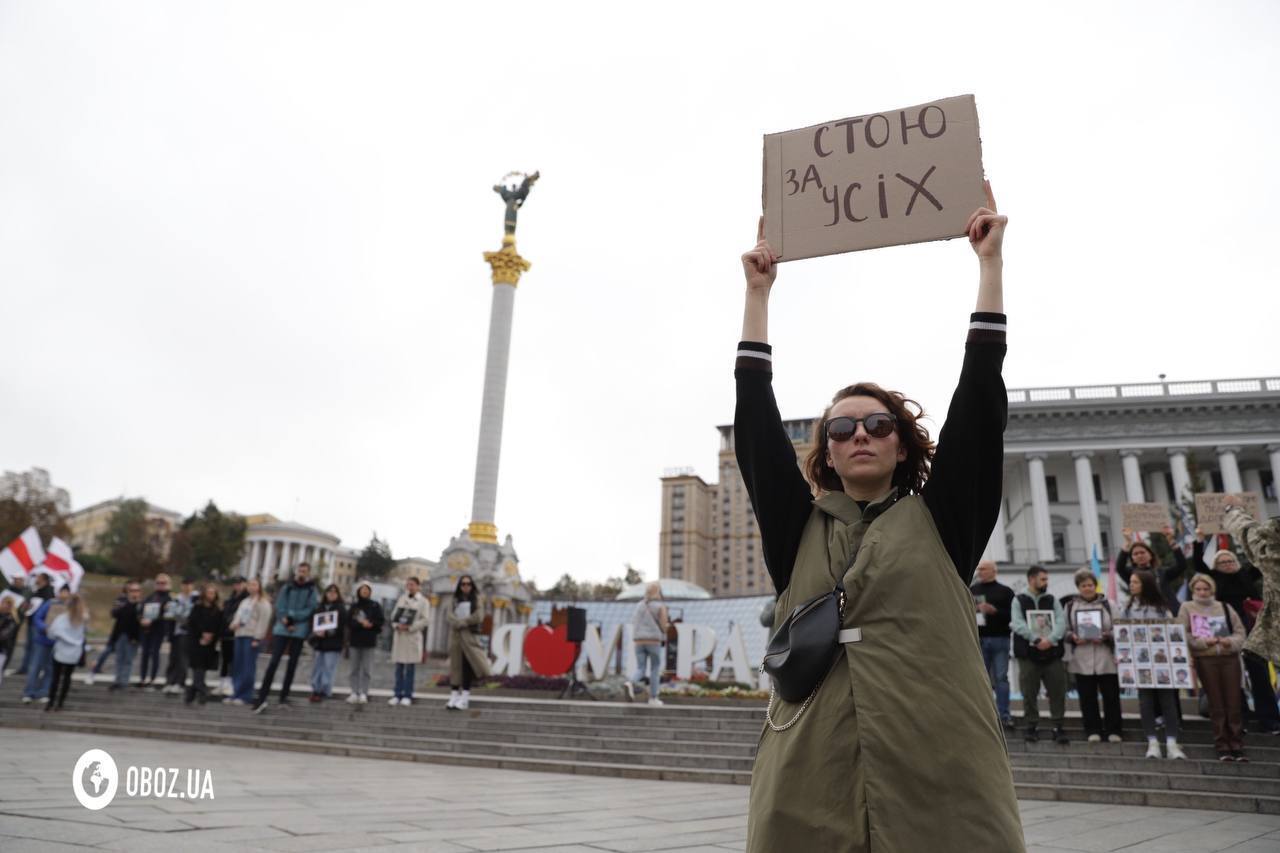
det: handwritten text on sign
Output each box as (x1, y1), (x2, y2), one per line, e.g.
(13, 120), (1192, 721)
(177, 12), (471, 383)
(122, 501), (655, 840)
(763, 95), (986, 261)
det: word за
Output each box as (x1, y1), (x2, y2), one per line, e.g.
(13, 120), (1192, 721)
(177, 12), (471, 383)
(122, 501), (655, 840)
(785, 165), (943, 226)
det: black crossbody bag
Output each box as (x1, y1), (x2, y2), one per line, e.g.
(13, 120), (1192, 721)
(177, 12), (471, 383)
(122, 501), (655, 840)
(760, 583), (845, 730)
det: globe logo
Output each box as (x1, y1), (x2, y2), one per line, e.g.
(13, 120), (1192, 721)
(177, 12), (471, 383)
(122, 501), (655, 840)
(72, 749), (119, 810)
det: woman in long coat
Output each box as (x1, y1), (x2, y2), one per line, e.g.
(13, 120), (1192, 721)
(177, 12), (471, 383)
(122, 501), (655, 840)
(738, 184), (1024, 853)
(446, 574), (490, 710)
(185, 584), (225, 706)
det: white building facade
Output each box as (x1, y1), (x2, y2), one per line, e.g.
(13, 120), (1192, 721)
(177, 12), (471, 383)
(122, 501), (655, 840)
(985, 377), (1280, 592)
(238, 516), (342, 588)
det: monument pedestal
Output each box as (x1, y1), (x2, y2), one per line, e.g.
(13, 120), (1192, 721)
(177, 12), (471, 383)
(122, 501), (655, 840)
(426, 528), (532, 654)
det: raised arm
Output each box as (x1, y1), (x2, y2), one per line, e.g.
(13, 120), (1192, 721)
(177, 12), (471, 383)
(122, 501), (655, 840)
(922, 182), (1010, 583)
(736, 218), (816, 596)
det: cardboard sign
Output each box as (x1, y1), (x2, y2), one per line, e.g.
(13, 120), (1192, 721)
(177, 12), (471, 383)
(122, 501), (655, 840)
(762, 95), (986, 261)
(1195, 492), (1264, 534)
(1121, 503), (1171, 533)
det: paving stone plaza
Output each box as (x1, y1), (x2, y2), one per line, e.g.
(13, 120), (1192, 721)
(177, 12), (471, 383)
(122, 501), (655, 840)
(0, 730), (1278, 852)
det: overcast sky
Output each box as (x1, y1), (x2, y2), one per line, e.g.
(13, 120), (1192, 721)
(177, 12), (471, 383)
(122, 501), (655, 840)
(2, 2), (1277, 587)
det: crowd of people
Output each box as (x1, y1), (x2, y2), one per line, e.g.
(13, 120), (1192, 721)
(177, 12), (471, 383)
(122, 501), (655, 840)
(0, 562), (495, 714)
(972, 508), (1278, 763)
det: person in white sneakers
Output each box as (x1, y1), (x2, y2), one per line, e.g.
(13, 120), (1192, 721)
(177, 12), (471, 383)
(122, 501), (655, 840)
(346, 583), (385, 704)
(1124, 570), (1186, 760)
(446, 575), (490, 710)
(627, 582), (670, 706)
(389, 577), (430, 706)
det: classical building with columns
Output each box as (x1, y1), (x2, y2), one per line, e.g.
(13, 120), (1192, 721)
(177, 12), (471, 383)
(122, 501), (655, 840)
(237, 514), (343, 590)
(986, 377), (1280, 575)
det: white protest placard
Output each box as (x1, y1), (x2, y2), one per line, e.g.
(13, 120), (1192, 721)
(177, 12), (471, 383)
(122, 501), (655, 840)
(1195, 492), (1264, 534)
(763, 95), (986, 261)
(1121, 503), (1171, 533)
(313, 610), (338, 633)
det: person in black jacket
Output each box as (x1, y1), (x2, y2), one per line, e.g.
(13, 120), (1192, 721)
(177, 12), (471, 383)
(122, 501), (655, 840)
(308, 584), (346, 702)
(137, 573), (174, 687)
(87, 582), (130, 684)
(218, 576), (248, 697)
(0, 595), (18, 686)
(106, 582), (143, 690)
(970, 560), (1016, 727)
(184, 584), (225, 706)
(1116, 526), (1189, 614)
(14, 573), (53, 676)
(345, 583), (384, 704)
(1193, 534), (1280, 735)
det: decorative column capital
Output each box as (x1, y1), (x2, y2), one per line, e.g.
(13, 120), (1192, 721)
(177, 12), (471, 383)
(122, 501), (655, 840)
(1118, 449), (1143, 459)
(1166, 447), (1189, 458)
(1072, 451), (1095, 461)
(1025, 452), (1048, 462)
(1215, 445), (1243, 455)
(483, 241), (531, 286)
(1267, 444), (1280, 454)
(468, 521), (499, 544)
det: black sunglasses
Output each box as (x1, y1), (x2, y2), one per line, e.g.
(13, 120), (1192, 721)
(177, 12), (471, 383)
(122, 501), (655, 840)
(825, 413), (897, 441)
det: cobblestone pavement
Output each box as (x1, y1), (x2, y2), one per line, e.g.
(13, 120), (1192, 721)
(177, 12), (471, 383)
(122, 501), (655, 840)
(1, 731), (1278, 852)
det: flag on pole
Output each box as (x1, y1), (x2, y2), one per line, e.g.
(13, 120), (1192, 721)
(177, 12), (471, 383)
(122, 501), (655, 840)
(35, 537), (84, 592)
(1107, 556), (1119, 603)
(1090, 543), (1101, 579)
(0, 527), (46, 584)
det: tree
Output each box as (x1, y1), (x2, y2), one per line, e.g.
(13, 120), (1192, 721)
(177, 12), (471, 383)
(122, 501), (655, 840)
(543, 573), (580, 600)
(594, 576), (624, 600)
(357, 533), (394, 579)
(171, 501), (246, 578)
(623, 563), (644, 586)
(0, 469), (70, 547)
(98, 499), (163, 577)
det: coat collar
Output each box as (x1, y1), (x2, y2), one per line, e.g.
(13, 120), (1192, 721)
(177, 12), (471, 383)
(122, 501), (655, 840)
(814, 487), (901, 526)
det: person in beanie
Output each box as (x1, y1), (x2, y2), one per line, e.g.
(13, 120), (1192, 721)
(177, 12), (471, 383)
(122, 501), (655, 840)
(185, 584), (224, 706)
(1064, 568), (1122, 743)
(446, 574), (490, 710)
(308, 584), (346, 702)
(46, 593), (89, 711)
(1180, 573), (1248, 761)
(106, 582), (144, 691)
(1012, 565), (1069, 744)
(389, 577), (430, 706)
(346, 583), (384, 704)
(970, 559), (1016, 727)
(252, 562), (318, 713)
(219, 576), (248, 697)
(736, 186), (1024, 853)
(1124, 569), (1186, 759)
(228, 578), (272, 705)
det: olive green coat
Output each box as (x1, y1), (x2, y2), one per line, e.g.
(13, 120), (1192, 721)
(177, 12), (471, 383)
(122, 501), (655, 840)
(448, 596), (492, 684)
(747, 491), (1024, 853)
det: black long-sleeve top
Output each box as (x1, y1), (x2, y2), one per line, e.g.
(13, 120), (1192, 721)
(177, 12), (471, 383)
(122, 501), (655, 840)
(1115, 547), (1189, 615)
(734, 312), (1008, 595)
(1192, 539), (1264, 626)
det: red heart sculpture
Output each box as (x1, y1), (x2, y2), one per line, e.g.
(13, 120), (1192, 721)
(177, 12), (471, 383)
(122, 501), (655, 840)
(523, 624), (577, 676)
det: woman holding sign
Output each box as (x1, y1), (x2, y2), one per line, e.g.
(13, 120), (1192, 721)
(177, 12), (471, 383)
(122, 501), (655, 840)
(738, 183), (1023, 851)
(446, 574), (490, 711)
(308, 584), (347, 703)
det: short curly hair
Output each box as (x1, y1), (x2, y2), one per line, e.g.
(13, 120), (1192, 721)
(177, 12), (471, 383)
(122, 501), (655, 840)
(802, 382), (935, 495)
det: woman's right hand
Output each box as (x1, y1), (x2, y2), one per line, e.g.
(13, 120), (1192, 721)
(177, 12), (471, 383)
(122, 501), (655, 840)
(742, 217), (778, 292)
(1122, 528), (1134, 546)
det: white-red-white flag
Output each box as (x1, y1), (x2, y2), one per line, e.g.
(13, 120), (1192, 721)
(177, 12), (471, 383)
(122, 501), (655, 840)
(37, 537), (84, 592)
(0, 527), (46, 585)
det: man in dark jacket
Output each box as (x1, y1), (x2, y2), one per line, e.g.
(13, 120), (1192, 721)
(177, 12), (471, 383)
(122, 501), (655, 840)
(219, 576), (248, 696)
(971, 560), (1016, 728)
(107, 582), (144, 690)
(252, 563), (318, 713)
(88, 582), (131, 684)
(138, 574), (174, 687)
(1012, 565), (1070, 744)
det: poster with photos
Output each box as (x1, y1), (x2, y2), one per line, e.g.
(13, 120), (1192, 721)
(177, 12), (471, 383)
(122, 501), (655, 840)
(1116, 620), (1192, 691)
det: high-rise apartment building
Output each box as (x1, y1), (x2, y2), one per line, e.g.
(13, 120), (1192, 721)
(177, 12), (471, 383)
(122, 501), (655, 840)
(659, 418), (816, 596)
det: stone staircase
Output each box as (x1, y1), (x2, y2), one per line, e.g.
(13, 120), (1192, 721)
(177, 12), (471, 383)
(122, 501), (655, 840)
(3, 680), (1278, 814)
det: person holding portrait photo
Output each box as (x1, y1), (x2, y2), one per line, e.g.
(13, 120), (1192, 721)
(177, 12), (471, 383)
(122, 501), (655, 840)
(308, 584), (346, 703)
(1180, 574), (1247, 761)
(389, 577), (430, 706)
(1124, 569), (1185, 759)
(1064, 569), (1121, 743)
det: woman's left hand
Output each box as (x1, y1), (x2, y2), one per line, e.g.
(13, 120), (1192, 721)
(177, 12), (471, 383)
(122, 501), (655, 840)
(966, 180), (1007, 261)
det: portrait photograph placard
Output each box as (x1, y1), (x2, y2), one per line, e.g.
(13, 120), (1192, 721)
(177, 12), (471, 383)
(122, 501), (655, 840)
(1074, 609), (1104, 641)
(313, 610), (338, 633)
(1027, 610), (1055, 641)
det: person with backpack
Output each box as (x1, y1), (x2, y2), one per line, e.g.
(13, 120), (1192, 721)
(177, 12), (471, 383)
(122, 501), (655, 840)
(626, 581), (670, 706)
(252, 562), (319, 713)
(1180, 573), (1248, 761)
(308, 584), (346, 702)
(1064, 568), (1122, 743)
(346, 583), (385, 705)
(1124, 569), (1186, 759)
(1012, 565), (1069, 744)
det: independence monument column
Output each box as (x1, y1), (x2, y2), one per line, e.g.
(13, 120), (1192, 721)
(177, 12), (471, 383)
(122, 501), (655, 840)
(468, 171), (539, 544)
